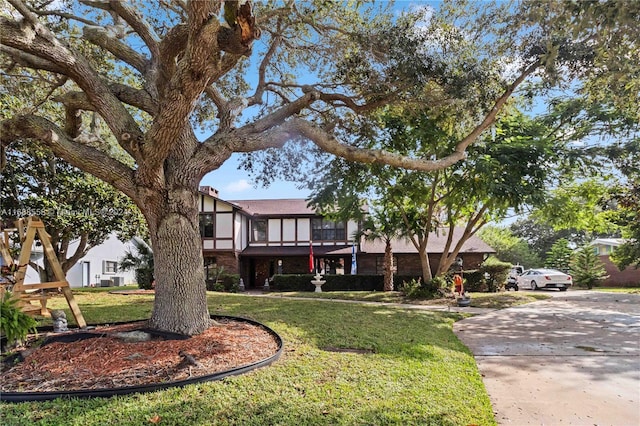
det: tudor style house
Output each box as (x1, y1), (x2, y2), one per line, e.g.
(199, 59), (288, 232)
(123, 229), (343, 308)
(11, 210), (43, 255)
(198, 186), (358, 288)
(198, 186), (495, 288)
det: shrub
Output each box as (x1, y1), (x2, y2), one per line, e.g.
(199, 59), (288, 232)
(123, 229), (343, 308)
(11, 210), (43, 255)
(1, 292), (38, 349)
(206, 273), (240, 292)
(461, 270), (485, 292)
(119, 238), (154, 290)
(481, 256), (513, 292)
(271, 274), (385, 292)
(402, 277), (440, 299)
(459, 258), (511, 293)
(135, 268), (154, 290)
(269, 274), (428, 292)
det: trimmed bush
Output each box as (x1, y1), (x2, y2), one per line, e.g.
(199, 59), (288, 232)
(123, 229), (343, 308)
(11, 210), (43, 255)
(135, 268), (154, 290)
(271, 274), (378, 291)
(459, 257), (512, 292)
(461, 270), (485, 292)
(206, 273), (240, 292)
(481, 257), (512, 292)
(402, 277), (441, 299)
(270, 274), (427, 292)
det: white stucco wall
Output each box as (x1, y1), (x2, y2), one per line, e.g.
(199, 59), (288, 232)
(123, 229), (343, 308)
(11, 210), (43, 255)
(21, 234), (137, 288)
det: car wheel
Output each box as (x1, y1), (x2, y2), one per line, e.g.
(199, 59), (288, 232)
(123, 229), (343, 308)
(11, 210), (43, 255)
(531, 281), (538, 291)
(559, 287), (567, 292)
(514, 285), (519, 291)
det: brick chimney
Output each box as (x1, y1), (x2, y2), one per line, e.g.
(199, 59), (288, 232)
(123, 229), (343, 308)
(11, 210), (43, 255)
(199, 186), (219, 198)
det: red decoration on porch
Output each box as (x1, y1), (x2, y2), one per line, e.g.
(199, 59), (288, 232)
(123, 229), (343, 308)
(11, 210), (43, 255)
(309, 241), (314, 273)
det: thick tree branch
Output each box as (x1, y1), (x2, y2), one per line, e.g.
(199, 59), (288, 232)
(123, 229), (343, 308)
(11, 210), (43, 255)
(83, 25), (148, 73)
(195, 124), (295, 177)
(283, 60), (542, 173)
(1, 115), (138, 202)
(242, 91), (321, 135)
(63, 233), (89, 274)
(0, 15), (145, 161)
(1, 45), (66, 74)
(81, 0), (161, 59)
(141, 2), (223, 172)
(289, 118), (468, 171)
(158, 23), (188, 90)
(53, 83), (157, 116)
(454, 60), (541, 155)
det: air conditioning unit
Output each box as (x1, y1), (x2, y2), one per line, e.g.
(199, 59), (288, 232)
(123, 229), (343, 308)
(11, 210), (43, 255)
(112, 276), (124, 286)
(100, 279), (112, 287)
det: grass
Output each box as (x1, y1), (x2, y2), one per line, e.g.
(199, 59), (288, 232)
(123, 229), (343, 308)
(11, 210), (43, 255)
(268, 290), (550, 309)
(592, 287), (640, 294)
(0, 290), (497, 426)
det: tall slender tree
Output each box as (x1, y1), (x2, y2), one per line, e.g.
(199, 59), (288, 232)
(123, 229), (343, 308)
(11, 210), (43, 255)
(570, 244), (608, 289)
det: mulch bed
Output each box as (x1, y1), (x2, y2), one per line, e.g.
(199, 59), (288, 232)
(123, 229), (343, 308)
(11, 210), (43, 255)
(1, 319), (279, 393)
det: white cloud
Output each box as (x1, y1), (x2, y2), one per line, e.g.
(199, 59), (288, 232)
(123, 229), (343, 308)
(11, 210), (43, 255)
(224, 179), (252, 193)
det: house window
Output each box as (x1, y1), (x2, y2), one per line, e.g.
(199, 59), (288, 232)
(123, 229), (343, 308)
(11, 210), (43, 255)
(103, 261), (118, 274)
(204, 257), (218, 281)
(311, 218), (346, 241)
(252, 219), (267, 242)
(199, 214), (214, 238)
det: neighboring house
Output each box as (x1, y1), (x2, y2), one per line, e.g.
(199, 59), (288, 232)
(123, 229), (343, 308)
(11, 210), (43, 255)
(197, 186), (496, 288)
(23, 233), (136, 288)
(591, 238), (640, 287)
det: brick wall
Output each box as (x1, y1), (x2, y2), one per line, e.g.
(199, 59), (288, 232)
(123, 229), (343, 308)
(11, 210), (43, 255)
(358, 252), (487, 277)
(204, 252), (240, 274)
(599, 256), (640, 287)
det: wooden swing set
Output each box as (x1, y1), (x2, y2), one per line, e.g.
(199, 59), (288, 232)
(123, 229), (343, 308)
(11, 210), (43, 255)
(0, 217), (86, 328)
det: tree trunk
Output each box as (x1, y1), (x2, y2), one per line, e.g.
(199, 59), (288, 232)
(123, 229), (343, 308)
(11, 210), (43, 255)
(146, 188), (211, 336)
(419, 249), (433, 283)
(383, 239), (394, 291)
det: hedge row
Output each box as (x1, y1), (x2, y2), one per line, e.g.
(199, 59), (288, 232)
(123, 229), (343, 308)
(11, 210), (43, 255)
(270, 274), (423, 292)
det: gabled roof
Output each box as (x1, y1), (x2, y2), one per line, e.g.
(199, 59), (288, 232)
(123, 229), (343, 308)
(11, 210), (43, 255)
(591, 238), (626, 247)
(229, 199), (316, 216)
(360, 228), (495, 254)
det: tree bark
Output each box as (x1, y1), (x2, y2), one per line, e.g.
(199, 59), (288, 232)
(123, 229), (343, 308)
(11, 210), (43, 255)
(146, 187), (211, 336)
(419, 249), (433, 283)
(383, 238), (394, 291)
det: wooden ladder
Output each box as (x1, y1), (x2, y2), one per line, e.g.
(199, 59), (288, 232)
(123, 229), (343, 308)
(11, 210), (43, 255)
(4, 217), (86, 328)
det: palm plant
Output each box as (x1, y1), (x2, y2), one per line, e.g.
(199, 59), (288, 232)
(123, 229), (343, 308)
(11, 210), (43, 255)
(359, 212), (401, 292)
(119, 238), (154, 290)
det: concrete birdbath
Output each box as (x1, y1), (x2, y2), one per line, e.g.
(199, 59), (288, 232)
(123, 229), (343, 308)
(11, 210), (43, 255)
(311, 273), (326, 292)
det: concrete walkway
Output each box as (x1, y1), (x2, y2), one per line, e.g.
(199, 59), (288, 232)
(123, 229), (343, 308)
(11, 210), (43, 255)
(454, 291), (640, 425)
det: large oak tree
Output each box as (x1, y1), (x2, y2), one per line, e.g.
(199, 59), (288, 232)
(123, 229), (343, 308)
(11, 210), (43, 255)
(1, 0), (633, 334)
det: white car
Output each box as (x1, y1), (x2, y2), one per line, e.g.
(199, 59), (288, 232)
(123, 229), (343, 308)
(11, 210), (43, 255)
(516, 268), (572, 291)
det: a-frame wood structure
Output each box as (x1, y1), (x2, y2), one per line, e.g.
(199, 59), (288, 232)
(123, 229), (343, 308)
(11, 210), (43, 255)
(1, 217), (86, 328)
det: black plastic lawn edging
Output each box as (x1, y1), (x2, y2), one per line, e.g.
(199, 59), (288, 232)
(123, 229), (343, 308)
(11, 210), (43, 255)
(0, 315), (283, 403)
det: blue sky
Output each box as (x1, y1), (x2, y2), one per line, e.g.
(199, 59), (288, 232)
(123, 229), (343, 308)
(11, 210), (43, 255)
(201, 157), (309, 201)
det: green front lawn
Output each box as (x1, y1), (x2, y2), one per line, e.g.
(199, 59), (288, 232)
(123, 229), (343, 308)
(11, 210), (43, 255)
(592, 287), (640, 294)
(1, 291), (496, 426)
(268, 290), (550, 309)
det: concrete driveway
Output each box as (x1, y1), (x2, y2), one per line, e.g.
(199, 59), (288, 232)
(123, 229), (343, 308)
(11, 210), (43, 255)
(454, 290), (640, 425)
